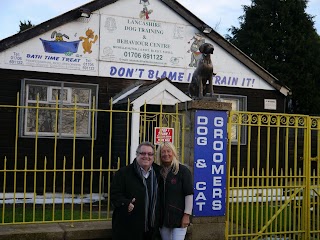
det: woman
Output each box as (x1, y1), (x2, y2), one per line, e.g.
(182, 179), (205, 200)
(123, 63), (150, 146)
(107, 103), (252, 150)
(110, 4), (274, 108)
(156, 142), (193, 240)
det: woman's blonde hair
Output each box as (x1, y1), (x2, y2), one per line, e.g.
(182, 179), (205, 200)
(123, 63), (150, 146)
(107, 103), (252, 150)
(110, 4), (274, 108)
(156, 142), (180, 175)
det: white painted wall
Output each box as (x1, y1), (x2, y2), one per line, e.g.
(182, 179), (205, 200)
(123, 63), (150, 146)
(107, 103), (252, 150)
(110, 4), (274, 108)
(0, 0), (274, 91)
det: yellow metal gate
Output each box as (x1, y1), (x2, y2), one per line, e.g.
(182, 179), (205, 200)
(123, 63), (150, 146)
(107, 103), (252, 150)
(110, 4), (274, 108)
(226, 111), (320, 240)
(139, 104), (186, 164)
(0, 98), (186, 225)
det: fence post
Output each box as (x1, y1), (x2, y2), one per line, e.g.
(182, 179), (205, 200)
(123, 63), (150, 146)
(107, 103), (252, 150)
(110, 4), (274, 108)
(178, 99), (232, 240)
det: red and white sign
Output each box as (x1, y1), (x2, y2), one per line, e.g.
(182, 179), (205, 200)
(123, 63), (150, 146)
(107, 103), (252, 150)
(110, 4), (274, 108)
(154, 127), (174, 145)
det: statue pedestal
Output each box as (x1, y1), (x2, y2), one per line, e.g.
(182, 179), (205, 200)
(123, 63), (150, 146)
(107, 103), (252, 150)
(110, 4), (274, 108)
(179, 99), (232, 240)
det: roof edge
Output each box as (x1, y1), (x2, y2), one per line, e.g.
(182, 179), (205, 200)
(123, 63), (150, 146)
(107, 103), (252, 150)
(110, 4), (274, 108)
(0, 0), (118, 52)
(161, 0), (290, 95)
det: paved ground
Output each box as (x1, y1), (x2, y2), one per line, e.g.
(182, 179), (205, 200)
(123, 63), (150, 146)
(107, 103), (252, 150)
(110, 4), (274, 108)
(0, 221), (112, 240)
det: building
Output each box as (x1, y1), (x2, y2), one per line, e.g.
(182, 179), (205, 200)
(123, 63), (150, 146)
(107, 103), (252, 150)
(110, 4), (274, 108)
(0, 0), (290, 192)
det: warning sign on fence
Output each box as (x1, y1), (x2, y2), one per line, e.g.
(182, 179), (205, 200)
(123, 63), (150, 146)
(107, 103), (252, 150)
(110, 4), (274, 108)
(154, 127), (174, 145)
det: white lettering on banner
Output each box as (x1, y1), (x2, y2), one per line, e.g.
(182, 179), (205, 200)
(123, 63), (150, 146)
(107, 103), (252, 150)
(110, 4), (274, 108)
(213, 177), (222, 186)
(196, 202), (206, 211)
(193, 111), (227, 217)
(212, 165), (224, 174)
(197, 137), (207, 145)
(195, 192), (207, 201)
(213, 141), (223, 151)
(212, 188), (222, 198)
(194, 114), (209, 212)
(195, 159), (207, 168)
(214, 117), (224, 127)
(211, 116), (225, 213)
(214, 129), (223, 138)
(197, 126), (208, 135)
(197, 116), (208, 125)
(196, 182), (206, 190)
(195, 182), (206, 209)
(212, 200), (222, 210)
(212, 153), (223, 162)
(196, 116), (208, 146)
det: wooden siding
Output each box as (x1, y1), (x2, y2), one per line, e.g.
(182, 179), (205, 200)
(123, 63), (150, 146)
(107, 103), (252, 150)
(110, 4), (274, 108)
(0, 68), (287, 191)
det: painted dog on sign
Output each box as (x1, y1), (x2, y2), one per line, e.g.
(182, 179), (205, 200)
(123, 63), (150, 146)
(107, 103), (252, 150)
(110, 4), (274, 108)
(188, 43), (215, 98)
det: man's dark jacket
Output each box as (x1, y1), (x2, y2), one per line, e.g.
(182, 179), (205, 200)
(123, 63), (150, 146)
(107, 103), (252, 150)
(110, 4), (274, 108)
(110, 160), (161, 240)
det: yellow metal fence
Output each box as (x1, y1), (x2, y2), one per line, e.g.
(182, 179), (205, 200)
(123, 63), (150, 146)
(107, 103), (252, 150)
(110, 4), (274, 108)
(226, 111), (320, 240)
(3, 96), (319, 240)
(0, 95), (185, 225)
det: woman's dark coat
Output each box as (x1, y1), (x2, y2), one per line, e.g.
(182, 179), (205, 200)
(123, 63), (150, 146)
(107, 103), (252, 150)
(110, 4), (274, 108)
(159, 164), (193, 228)
(110, 159), (161, 240)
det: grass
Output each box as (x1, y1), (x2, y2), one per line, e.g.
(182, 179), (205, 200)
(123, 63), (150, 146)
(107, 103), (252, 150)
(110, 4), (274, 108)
(0, 204), (109, 223)
(229, 202), (320, 239)
(229, 203), (297, 232)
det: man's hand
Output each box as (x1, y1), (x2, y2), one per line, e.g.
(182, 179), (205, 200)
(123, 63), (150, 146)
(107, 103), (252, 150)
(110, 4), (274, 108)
(128, 198), (135, 212)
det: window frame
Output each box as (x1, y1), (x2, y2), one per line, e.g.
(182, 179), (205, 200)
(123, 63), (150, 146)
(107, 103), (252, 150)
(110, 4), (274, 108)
(20, 78), (98, 140)
(215, 93), (247, 145)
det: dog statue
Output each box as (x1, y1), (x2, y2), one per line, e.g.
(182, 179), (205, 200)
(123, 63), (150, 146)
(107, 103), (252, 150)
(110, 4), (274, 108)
(188, 43), (215, 98)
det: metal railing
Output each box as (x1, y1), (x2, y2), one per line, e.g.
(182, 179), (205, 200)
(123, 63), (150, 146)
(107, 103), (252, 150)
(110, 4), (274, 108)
(226, 111), (320, 240)
(0, 94), (185, 225)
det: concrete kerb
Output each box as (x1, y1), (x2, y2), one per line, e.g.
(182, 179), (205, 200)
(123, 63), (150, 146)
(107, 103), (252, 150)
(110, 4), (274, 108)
(0, 221), (112, 240)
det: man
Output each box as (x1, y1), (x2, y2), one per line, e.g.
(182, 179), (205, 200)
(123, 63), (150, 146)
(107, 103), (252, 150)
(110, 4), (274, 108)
(111, 141), (161, 240)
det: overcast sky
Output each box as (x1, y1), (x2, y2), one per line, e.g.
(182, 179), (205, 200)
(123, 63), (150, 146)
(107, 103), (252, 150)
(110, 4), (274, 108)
(1, 0), (319, 40)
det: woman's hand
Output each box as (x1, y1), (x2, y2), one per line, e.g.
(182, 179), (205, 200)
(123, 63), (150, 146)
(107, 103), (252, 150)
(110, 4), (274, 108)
(181, 213), (190, 228)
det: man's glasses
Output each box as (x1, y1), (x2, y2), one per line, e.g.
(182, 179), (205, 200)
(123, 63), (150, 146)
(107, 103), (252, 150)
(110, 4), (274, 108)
(138, 152), (154, 156)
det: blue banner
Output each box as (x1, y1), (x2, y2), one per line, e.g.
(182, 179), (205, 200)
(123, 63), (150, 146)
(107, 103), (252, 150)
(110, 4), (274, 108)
(193, 110), (227, 217)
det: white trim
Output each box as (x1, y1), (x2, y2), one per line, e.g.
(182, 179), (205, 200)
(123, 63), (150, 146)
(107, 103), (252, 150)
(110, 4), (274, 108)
(48, 86), (72, 103)
(21, 79), (98, 139)
(279, 87), (290, 96)
(128, 80), (191, 162)
(130, 108), (140, 163)
(113, 85), (142, 104)
(132, 80), (191, 107)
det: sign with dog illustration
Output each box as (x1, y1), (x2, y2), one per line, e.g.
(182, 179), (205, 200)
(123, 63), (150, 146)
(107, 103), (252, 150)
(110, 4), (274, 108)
(0, 0), (276, 91)
(1, 15), (100, 76)
(99, 15), (188, 68)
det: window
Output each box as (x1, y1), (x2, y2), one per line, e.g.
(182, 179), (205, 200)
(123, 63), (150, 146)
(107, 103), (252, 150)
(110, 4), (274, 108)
(215, 94), (247, 145)
(20, 79), (98, 139)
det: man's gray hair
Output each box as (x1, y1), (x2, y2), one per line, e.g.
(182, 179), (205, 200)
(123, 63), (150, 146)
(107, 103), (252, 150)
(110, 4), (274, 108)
(136, 141), (155, 155)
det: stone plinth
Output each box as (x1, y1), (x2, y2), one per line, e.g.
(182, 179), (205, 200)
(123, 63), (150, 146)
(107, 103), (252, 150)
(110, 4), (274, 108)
(179, 99), (232, 240)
